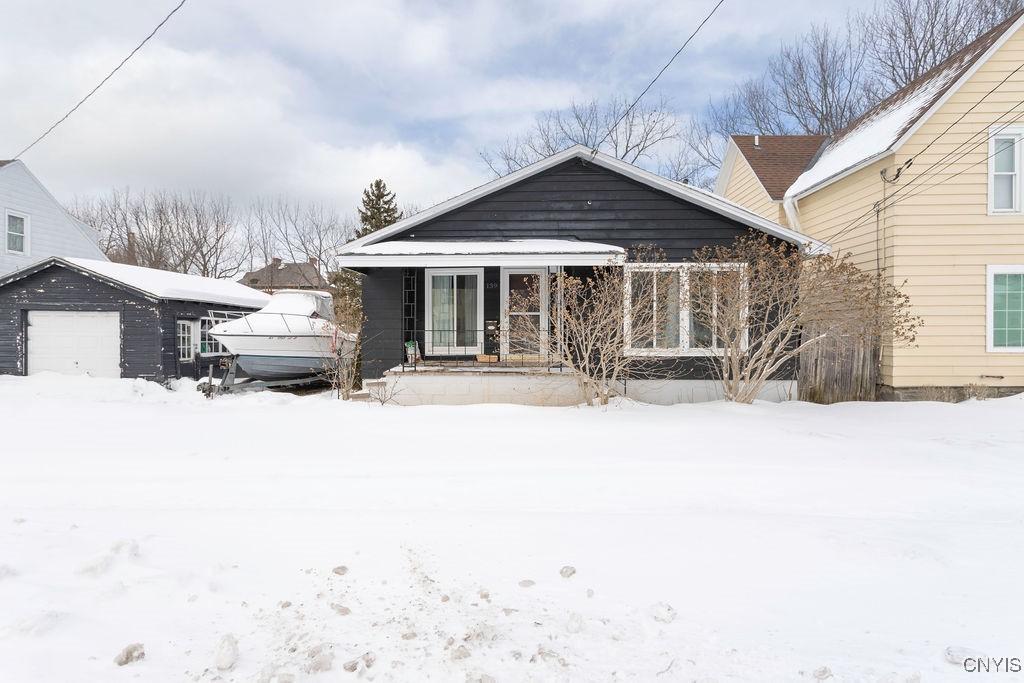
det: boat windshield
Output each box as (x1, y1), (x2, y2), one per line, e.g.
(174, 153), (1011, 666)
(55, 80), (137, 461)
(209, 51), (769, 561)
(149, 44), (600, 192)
(260, 291), (335, 321)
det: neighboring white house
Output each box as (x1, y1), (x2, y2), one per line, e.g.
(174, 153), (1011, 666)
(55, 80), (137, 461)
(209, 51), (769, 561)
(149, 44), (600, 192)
(0, 160), (107, 276)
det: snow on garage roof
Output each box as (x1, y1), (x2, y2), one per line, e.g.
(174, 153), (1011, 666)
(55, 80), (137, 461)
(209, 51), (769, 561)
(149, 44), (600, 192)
(59, 258), (271, 307)
(786, 9), (1024, 199)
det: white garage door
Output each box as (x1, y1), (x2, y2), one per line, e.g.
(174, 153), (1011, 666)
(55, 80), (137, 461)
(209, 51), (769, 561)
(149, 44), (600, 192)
(27, 311), (121, 378)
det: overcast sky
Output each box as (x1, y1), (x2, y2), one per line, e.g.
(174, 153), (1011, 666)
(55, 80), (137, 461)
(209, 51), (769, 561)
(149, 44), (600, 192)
(0, 0), (862, 213)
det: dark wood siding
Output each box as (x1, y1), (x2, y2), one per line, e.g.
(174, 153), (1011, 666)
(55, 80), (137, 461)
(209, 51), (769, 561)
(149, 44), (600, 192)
(357, 158), (796, 383)
(0, 264), (261, 381)
(160, 300), (261, 380)
(0, 265), (161, 378)
(393, 158), (755, 261)
(361, 267), (404, 379)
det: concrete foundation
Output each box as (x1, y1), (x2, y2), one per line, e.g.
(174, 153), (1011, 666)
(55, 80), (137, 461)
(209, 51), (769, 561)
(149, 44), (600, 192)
(379, 366), (797, 406)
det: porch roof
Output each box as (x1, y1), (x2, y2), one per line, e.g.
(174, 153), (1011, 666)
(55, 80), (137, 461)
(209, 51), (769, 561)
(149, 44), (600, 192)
(336, 239), (625, 267)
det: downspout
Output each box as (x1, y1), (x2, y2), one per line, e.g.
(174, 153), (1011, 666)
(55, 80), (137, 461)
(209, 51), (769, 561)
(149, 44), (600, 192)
(783, 194), (802, 234)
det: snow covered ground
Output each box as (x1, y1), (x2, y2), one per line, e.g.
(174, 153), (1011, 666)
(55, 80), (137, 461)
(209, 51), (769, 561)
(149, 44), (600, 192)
(1, 374), (1022, 682)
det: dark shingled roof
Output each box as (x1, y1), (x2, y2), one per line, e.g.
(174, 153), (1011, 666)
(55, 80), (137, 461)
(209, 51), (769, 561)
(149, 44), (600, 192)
(730, 135), (826, 200)
(241, 259), (329, 291)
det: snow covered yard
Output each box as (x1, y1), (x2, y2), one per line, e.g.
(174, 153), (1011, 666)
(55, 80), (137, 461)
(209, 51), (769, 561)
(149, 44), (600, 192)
(0, 375), (1022, 682)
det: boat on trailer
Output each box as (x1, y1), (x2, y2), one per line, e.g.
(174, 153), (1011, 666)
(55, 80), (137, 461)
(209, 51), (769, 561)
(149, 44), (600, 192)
(209, 290), (356, 381)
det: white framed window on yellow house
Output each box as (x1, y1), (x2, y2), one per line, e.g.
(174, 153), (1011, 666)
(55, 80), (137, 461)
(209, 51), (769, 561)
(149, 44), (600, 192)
(987, 265), (1024, 353)
(989, 130), (1022, 214)
(623, 262), (746, 357)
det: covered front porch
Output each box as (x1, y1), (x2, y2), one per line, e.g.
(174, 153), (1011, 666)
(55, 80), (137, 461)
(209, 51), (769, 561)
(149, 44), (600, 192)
(338, 239), (626, 380)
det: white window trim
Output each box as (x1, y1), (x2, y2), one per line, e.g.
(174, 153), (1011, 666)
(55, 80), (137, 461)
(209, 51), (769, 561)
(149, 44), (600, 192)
(5, 209), (30, 256)
(623, 262), (747, 357)
(424, 267), (485, 356)
(176, 319), (196, 362)
(499, 267), (550, 358)
(988, 127), (1024, 215)
(197, 316), (230, 356)
(986, 264), (1024, 353)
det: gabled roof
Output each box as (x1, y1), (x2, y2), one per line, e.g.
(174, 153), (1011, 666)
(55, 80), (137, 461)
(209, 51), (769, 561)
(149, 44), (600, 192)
(241, 260), (329, 290)
(0, 159), (106, 257)
(719, 135), (826, 200)
(339, 145), (827, 255)
(0, 257), (270, 308)
(787, 8), (1024, 199)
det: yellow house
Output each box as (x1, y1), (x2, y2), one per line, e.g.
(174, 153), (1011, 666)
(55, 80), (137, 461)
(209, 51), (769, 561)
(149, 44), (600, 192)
(716, 9), (1024, 398)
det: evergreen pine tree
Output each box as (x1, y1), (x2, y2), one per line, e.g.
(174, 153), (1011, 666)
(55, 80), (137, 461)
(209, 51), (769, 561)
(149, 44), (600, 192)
(356, 179), (403, 238)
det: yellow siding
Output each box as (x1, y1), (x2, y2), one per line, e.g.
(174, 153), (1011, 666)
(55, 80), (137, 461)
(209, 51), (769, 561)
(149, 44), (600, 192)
(793, 25), (1024, 389)
(720, 154), (786, 224)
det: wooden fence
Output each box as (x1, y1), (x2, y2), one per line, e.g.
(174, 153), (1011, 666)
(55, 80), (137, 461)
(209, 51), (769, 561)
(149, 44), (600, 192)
(799, 333), (880, 404)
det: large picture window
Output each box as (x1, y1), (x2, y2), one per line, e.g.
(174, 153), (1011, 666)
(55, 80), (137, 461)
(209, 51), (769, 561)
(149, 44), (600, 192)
(988, 265), (1024, 352)
(624, 263), (745, 356)
(425, 268), (484, 355)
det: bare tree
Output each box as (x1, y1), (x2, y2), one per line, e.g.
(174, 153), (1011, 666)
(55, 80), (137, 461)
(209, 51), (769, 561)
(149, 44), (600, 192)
(689, 233), (920, 403)
(70, 188), (249, 278)
(859, 0), (1024, 91)
(242, 196), (355, 287)
(480, 95), (681, 176)
(505, 247), (676, 406)
(769, 23), (879, 136)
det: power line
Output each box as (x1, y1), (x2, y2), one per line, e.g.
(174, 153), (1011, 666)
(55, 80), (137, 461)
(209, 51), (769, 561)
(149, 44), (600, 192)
(13, 0), (188, 160)
(591, 0), (726, 156)
(825, 102), (1024, 245)
(890, 60), (1024, 178)
(810, 59), (1024, 246)
(823, 93), (1024, 245)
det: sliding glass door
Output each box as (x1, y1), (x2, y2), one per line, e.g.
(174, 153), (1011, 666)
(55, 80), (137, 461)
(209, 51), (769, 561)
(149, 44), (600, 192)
(426, 268), (483, 355)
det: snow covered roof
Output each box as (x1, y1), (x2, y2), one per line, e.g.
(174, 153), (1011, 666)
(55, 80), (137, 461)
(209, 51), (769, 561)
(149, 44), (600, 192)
(786, 9), (1024, 200)
(339, 239), (626, 267)
(349, 240), (624, 256)
(0, 257), (271, 308)
(338, 145), (826, 256)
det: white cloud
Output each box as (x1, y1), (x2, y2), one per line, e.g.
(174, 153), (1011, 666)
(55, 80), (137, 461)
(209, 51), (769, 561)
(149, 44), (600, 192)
(0, 0), (865, 215)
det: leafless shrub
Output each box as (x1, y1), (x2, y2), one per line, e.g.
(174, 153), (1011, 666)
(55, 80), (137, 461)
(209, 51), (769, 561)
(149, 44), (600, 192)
(506, 247), (676, 406)
(690, 233), (921, 403)
(367, 376), (403, 406)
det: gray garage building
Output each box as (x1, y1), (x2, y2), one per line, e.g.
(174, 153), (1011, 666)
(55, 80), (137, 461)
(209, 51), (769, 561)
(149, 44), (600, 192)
(0, 257), (269, 381)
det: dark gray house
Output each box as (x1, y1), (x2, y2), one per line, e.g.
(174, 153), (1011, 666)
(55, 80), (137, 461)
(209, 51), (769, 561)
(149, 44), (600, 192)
(0, 257), (269, 381)
(336, 145), (825, 405)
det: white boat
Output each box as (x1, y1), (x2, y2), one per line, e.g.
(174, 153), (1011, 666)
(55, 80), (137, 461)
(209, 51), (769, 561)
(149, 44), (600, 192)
(209, 290), (356, 381)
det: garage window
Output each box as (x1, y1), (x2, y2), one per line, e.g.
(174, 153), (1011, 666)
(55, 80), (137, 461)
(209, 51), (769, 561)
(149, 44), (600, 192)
(198, 317), (227, 355)
(177, 320), (195, 361)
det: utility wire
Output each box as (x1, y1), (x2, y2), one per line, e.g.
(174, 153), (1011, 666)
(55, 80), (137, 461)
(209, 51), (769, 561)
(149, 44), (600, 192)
(889, 60), (1024, 178)
(13, 0), (188, 160)
(590, 0), (726, 156)
(825, 101), (1024, 245)
(822, 93), (1024, 245)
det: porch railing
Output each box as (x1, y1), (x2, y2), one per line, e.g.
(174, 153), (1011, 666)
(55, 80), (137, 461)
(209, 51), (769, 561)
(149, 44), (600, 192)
(393, 328), (564, 371)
